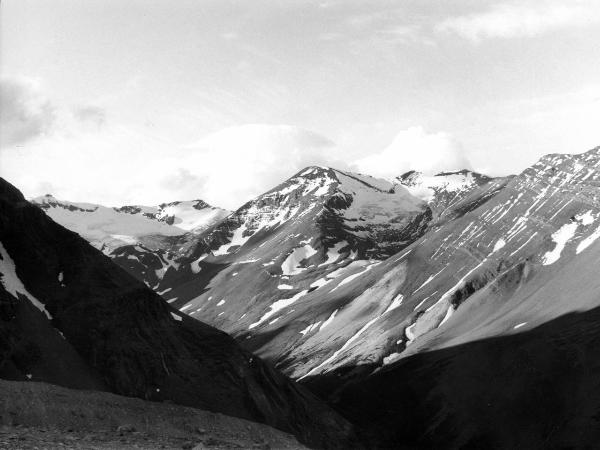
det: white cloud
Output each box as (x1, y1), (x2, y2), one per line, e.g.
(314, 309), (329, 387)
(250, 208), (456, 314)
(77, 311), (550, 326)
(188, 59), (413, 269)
(1, 115), (475, 210)
(352, 127), (470, 178)
(73, 105), (107, 127)
(436, 1), (600, 42)
(0, 121), (175, 207)
(180, 124), (346, 208)
(0, 77), (56, 146)
(0, 122), (346, 210)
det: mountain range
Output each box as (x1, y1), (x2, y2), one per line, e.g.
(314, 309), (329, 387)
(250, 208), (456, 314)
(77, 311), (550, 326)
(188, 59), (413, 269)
(3, 145), (600, 448)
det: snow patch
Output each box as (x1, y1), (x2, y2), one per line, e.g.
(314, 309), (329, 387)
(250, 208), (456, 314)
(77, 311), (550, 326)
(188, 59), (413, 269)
(542, 221), (578, 265)
(281, 245), (318, 275)
(213, 224), (251, 256)
(383, 293), (404, 314)
(249, 290), (309, 329)
(0, 242), (52, 319)
(336, 262), (378, 288)
(576, 210), (595, 226)
(577, 225), (600, 254)
(492, 239), (506, 253)
(310, 278), (331, 289)
(319, 309), (338, 331)
(190, 254), (207, 274)
(298, 316), (380, 380)
(318, 241), (348, 267)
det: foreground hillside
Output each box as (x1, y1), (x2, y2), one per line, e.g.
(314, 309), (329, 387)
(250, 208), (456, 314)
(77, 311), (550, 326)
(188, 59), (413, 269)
(0, 177), (357, 449)
(0, 379), (306, 449)
(308, 305), (600, 449)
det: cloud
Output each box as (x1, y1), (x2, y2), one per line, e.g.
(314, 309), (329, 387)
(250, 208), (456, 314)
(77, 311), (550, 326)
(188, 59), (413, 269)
(182, 124), (346, 208)
(436, 1), (600, 42)
(0, 122), (346, 210)
(352, 127), (470, 178)
(0, 77), (56, 147)
(73, 105), (107, 127)
(160, 168), (207, 194)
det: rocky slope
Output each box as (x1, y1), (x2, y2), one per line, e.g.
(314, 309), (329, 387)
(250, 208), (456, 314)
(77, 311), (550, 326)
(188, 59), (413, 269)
(28, 148), (600, 387)
(30, 195), (230, 297)
(0, 379), (307, 449)
(154, 169), (492, 313)
(19, 145), (600, 449)
(137, 167), (505, 375)
(277, 147), (600, 380)
(30, 166), (508, 380)
(0, 177), (358, 449)
(134, 147), (600, 385)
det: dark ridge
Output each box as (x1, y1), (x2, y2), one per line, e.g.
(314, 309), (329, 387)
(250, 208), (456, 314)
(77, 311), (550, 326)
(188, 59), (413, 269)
(305, 305), (600, 449)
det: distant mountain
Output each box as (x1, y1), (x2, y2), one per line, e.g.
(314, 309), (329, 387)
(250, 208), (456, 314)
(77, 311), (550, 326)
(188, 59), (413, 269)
(28, 148), (600, 385)
(261, 147), (600, 381)
(0, 177), (357, 449)
(144, 166), (435, 327)
(396, 169), (507, 221)
(119, 147), (600, 389)
(18, 144), (600, 449)
(29, 194), (231, 293)
(31, 195), (230, 252)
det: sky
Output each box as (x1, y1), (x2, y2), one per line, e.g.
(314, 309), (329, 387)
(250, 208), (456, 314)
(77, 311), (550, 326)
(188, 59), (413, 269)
(1, 0), (600, 209)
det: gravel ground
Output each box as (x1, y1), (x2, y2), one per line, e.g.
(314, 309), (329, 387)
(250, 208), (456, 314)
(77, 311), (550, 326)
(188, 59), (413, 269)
(0, 380), (307, 450)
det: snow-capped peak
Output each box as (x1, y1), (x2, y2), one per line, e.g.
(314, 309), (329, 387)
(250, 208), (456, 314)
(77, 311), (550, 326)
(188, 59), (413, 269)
(395, 169), (490, 202)
(30, 195), (230, 252)
(154, 200), (230, 232)
(262, 166), (338, 200)
(31, 194), (99, 213)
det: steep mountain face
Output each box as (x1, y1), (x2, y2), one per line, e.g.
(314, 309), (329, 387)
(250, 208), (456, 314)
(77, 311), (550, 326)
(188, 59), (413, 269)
(30, 166), (510, 382)
(0, 178), (358, 449)
(119, 147), (599, 385)
(281, 147), (600, 381)
(31, 195), (230, 252)
(117, 167), (506, 379)
(29, 147), (600, 387)
(149, 167), (433, 330)
(30, 195), (230, 294)
(307, 212), (600, 447)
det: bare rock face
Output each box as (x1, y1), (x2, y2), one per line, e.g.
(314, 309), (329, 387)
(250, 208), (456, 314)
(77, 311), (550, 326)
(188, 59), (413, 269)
(0, 177), (359, 449)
